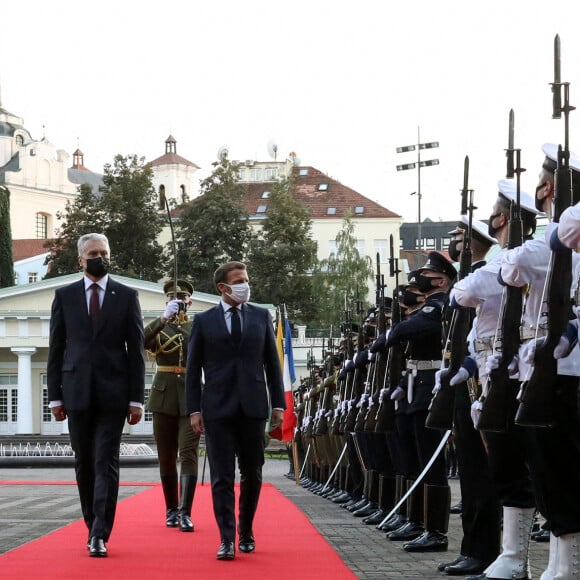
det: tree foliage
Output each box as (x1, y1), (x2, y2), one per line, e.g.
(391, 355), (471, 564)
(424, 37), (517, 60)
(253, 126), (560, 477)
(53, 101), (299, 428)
(311, 213), (373, 327)
(0, 185), (15, 287)
(173, 156), (254, 293)
(46, 155), (166, 281)
(246, 177), (318, 324)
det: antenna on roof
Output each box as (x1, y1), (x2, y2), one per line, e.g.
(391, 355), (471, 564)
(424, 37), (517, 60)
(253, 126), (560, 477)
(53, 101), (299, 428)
(267, 139), (278, 161)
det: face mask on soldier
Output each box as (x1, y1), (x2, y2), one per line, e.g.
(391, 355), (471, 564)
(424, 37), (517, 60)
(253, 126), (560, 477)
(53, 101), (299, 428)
(414, 273), (441, 293)
(448, 240), (461, 262)
(402, 289), (422, 307)
(487, 212), (503, 238)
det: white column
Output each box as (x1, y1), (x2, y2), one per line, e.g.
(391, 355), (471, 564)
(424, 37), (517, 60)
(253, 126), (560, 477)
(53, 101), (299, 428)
(11, 347), (37, 434)
(297, 325), (307, 344)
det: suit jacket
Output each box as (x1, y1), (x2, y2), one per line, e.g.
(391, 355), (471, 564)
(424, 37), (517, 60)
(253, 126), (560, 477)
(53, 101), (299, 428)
(47, 277), (145, 412)
(185, 303), (285, 421)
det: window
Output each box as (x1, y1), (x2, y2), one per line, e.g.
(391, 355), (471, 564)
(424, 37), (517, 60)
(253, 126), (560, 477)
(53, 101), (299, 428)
(35, 213), (48, 239)
(328, 240), (337, 256)
(256, 205), (267, 213)
(42, 377), (52, 422)
(441, 237), (451, 249)
(318, 183), (329, 191)
(144, 375), (153, 423)
(261, 191), (270, 199)
(356, 240), (365, 255)
(374, 239), (388, 262)
(249, 168), (264, 182)
(327, 207), (337, 215)
(355, 206), (365, 214)
(0, 375), (18, 423)
(15, 134), (24, 146)
(425, 238), (436, 249)
(264, 167), (278, 180)
(238, 168), (247, 181)
(299, 168), (308, 176)
(180, 184), (187, 202)
(28, 273), (39, 284)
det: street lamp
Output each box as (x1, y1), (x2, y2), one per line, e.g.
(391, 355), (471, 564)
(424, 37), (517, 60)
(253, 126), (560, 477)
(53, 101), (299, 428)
(396, 126), (439, 252)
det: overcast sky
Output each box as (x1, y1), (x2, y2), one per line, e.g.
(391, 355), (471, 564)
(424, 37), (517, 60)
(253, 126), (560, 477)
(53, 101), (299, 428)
(2, 0), (580, 223)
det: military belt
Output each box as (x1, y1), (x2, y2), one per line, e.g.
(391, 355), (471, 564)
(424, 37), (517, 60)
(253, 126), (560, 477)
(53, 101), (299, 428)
(473, 336), (494, 352)
(156, 365), (187, 374)
(519, 326), (547, 341)
(406, 360), (442, 371)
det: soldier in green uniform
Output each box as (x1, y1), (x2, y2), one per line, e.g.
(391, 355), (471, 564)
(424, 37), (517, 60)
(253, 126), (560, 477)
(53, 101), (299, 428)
(145, 280), (200, 532)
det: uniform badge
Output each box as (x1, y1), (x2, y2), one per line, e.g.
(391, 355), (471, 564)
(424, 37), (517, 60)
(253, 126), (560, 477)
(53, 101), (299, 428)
(422, 306), (435, 313)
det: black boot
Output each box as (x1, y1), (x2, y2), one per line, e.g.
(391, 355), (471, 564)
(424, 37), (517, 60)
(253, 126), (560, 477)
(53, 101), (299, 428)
(161, 474), (179, 528)
(389, 481), (424, 541)
(403, 484), (450, 552)
(178, 474), (197, 532)
(378, 474), (407, 531)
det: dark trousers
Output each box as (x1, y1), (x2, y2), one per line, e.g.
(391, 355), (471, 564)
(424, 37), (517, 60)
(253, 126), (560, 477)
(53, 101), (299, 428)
(411, 410), (448, 486)
(454, 383), (501, 563)
(395, 413), (420, 480)
(67, 409), (126, 541)
(526, 375), (580, 536)
(482, 381), (536, 509)
(204, 414), (266, 542)
(153, 412), (200, 477)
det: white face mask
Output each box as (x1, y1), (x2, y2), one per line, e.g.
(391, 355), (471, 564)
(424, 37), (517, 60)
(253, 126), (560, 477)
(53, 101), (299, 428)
(224, 282), (251, 304)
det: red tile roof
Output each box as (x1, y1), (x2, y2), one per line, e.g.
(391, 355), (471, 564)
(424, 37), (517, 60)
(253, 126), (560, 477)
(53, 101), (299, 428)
(13, 239), (51, 261)
(149, 152), (200, 169)
(242, 166), (400, 219)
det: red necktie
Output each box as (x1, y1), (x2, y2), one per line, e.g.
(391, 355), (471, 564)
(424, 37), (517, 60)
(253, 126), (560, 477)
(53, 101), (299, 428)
(89, 283), (100, 321)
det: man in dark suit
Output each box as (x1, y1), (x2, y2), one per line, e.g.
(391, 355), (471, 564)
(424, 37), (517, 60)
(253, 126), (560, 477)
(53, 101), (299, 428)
(186, 261), (285, 561)
(47, 233), (145, 558)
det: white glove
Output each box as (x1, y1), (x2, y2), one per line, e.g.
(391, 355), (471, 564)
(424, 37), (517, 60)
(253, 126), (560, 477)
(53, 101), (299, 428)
(432, 370), (443, 395)
(450, 366), (470, 386)
(163, 300), (181, 321)
(521, 337), (546, 364)
(470, 400), (483, 429)
(554, 336), (571, 359)
(485, 353), (518, 374)
(390, 386), (406, 401)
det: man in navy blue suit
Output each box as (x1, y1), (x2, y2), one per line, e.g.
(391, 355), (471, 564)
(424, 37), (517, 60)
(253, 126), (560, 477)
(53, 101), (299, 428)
(186, 261), (285, 560)
(47, 233), (145, 557)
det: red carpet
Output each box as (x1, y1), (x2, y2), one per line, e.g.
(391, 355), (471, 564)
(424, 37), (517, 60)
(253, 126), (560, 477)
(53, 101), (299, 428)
(0, 482), (356, 579)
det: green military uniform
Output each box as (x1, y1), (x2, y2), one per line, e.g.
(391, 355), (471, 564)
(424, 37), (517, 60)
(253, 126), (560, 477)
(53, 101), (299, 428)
(144, 279), (200, 531)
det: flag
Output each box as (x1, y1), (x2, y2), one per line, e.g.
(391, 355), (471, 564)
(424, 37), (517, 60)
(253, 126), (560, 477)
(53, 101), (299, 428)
(270, 313), (297, 442)
(275, 309), (284, 367)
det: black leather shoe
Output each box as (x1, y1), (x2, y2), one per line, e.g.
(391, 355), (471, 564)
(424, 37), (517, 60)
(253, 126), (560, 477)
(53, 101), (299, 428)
(377, 514), (406, 532)
(438, 554), (466, 572)
(341, 497), (362, 510)
(178, 512), (194, 532)
(362, 509), (387, 525)
(347, 498), (370, 513)
(387, 521), (424, 541)
(238, 532), (256, 553)
(403, 530), (448, 552)
(88, 536), (107, 558)
(450, 500), (463, 514)
(166, 508), (179, 527)
(531, 528), (550, 542)
(216, 540), (235, 560)
(352, 502), (379, 517)
(445, 556), (486, 575)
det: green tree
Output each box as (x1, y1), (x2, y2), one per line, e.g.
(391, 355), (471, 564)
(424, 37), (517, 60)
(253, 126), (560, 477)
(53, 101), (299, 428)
(99, 154), (165, 280)
(174, 155), (254, 293)
(0, 185), (15, 287)
(246, 177), (318, 324)
(311, 213), (373, 327)
(44, 183), (103, 278)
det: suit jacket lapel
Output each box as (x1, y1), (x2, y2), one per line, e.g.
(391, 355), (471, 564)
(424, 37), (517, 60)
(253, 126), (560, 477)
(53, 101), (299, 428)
(93, 278), (116, 335)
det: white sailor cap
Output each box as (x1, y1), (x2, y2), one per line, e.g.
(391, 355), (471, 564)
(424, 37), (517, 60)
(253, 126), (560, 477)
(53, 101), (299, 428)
(448, 215), (497, 245)
(541, 143), (580, 174)
(497, 179), (540, 215)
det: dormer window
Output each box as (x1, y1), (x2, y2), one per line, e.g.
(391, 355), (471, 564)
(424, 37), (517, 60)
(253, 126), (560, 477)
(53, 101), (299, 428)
(261, 191), (270, 199)
(299, 168), (308, 176)
(318, 183), (329, 191)
(355, 206), (365, 214)
(257, 205), (267, 213)
(327, 207), (337, 215)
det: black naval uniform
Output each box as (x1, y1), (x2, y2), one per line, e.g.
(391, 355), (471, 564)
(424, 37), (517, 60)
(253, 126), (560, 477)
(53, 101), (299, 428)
(145, 311), (200, 531)
(385, 290), (451, 551)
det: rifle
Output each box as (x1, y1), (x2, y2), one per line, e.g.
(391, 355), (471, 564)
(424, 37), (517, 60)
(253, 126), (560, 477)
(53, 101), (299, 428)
(314, 331), (336, 436)
(337, 304), (355, 434)
(426, 156), (474, 430)
(477, 111), (525, 432)
(374, 236), (399, 433)
(363, 254), (386, 431)
(344, 296), (366, 433)
(516, 35), (577, 427)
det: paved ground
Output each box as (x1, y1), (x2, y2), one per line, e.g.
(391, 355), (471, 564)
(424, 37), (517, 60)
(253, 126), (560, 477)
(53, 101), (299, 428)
(0, 456), (549, 579)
